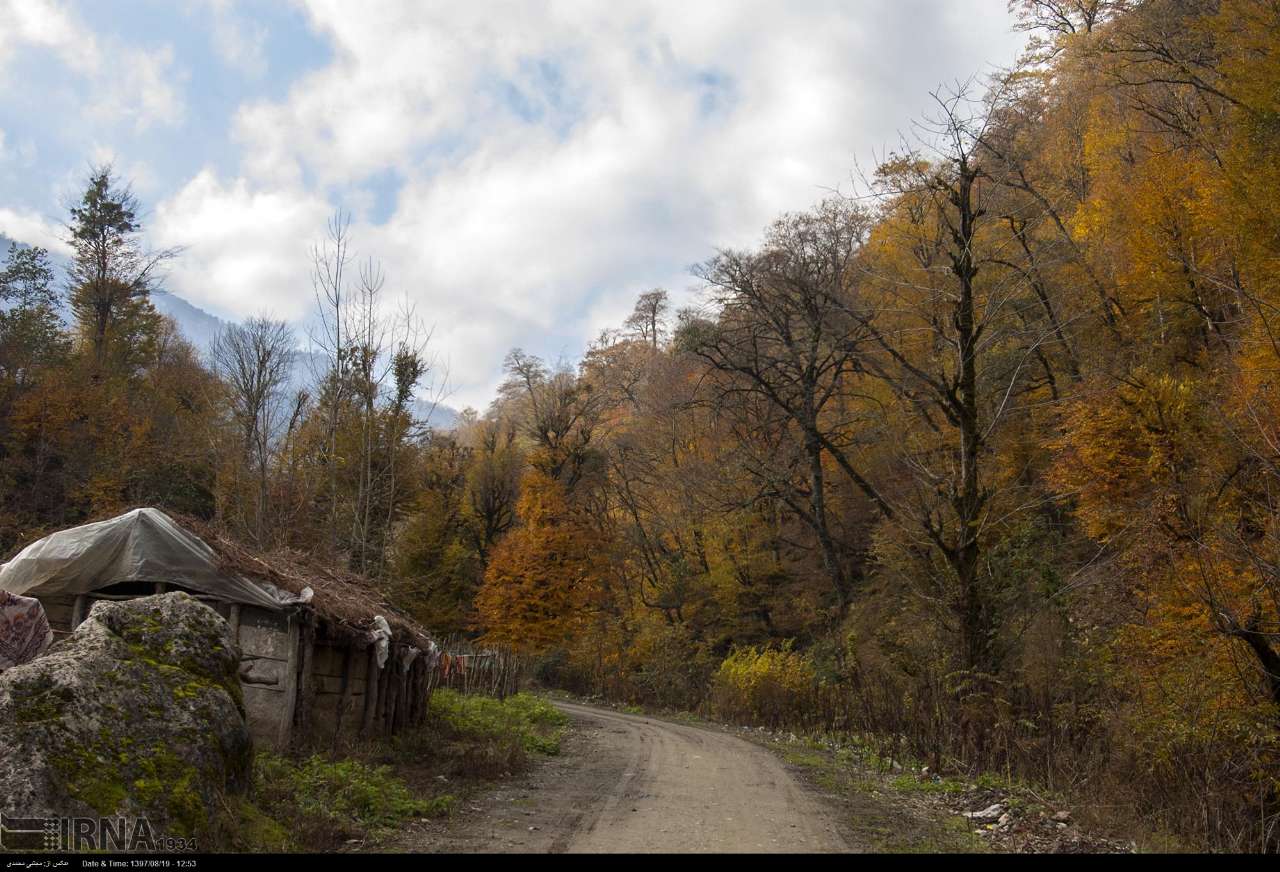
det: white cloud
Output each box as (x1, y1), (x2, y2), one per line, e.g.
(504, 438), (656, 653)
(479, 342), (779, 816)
(151, 169), (332, 322)
(147, 0), (1026, 408)
(0, 0), (93, 73)
(0, 207), (71, 256)
(200, 0), (269, 78)
(0, 0), (185, 130)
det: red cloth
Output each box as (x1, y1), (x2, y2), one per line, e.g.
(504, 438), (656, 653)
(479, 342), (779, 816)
(0, 589), (53, 671)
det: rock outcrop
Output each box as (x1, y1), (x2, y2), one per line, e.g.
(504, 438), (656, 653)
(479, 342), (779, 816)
(0, 592), (251, 843)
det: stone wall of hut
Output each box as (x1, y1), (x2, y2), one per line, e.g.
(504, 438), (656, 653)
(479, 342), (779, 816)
(31, 586), (430, 751)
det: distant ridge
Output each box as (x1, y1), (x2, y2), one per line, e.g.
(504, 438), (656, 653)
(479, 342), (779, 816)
(150, 289), (226, 351)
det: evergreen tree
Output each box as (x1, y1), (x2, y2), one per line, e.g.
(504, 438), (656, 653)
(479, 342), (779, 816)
(66, 166), (170, 369)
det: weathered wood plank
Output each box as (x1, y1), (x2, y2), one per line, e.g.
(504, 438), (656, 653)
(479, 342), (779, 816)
(361, 647), (380, 735)
(295, 613), (317, 746)
(276, 614), (301, 749)
(333, 644), (355, 747)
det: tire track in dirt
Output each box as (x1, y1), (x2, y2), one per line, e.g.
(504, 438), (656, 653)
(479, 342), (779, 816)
(400, 700), (849, 853)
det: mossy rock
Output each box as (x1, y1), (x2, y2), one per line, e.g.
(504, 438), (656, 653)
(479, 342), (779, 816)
(0, 592), (253, 844)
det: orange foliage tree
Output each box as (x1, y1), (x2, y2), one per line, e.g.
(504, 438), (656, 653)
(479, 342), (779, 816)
(475, 470), (606, 655)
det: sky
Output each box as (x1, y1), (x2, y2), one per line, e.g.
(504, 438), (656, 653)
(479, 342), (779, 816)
(0, 1), (1026, 411)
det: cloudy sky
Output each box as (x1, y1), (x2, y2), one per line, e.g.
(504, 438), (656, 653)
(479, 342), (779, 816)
(0, 1), (1025, 410)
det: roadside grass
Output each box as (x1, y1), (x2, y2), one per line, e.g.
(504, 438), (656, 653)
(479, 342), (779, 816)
(750, 730), (1135, 853)
(754, 732), (988, 854)
(889, 772), (968, 795)
(225, 689), (568, 852)
(391, 689), (569, 774)
(226, 753), (454, 852)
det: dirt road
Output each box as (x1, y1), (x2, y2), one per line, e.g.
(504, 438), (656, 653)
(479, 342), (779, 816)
(402, 700), (850, 853)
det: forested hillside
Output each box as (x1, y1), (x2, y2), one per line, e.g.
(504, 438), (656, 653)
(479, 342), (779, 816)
(1, 0), (1277, 851)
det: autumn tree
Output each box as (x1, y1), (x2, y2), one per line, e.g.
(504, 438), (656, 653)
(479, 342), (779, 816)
(475, 470), (606, 655)
(463, 416), (521, 561)
(390, 431), (482, 635)
(855, 85), (1065, 676)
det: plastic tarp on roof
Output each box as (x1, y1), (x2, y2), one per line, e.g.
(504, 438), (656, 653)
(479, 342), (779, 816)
(0, 508), (291, 611)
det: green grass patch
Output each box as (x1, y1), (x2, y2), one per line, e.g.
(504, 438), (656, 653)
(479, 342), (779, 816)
(889, 773), (969, 794)
(426, 689), (568, 755)
(372, 689), (570, 785)
(218, 690), (570, 852)
(244, 752), (449, 850)
(217, 796), (294, 853)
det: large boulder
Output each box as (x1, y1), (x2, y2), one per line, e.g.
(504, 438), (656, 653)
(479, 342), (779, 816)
(0, 592), (252, 843)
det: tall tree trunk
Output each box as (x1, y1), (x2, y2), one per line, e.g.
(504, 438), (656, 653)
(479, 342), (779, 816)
(949, 155), (993, 675)
(805, 429), (847, 609)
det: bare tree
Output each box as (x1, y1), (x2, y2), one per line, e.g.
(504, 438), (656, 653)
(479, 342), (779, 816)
(307, 212), (437, 573)
(1009, 0), (1113, 36)
(309, 210), (354, 546)
(624, 289), (670, 351)
(211, 317), (295, 546)
(687, 199), (891, 610)
(464, 417), (521, 561)
(501, 349), (605, 493)
(376, 306), (437, 577)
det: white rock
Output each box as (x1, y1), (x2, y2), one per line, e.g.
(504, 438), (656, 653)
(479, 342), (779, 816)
(962, 803), (1006, 823)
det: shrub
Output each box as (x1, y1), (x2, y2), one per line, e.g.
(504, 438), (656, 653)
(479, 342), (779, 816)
(710, 644), (824, 729)
(626, 623), (717, 711)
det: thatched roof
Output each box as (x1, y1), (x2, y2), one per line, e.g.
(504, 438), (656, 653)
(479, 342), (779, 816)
(172, 513), (436, 650)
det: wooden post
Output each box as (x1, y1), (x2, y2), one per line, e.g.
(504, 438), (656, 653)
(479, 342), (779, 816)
(415, 661), (428, 725)
(155, 582), (168, 594)
(404, 662), (416, 727)
(379, 652), (395, 734)
(393, 652), (406, 732)
(402, 654), (418, 731)
(394, 664), (409, 733)
(408, 662), (422, 726)
(360, 647), (380, 735)
(277, 614), (301, 750)
(378, 664), (392, 735)
(229, 604), (242, 645)
(71, 594), (88, 629)
(380, 668), (393, 734)
(334, 644), (355, 747)
(296, 614), (316, 746)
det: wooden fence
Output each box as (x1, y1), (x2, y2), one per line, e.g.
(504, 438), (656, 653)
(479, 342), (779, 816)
(425, 639), (524, 699)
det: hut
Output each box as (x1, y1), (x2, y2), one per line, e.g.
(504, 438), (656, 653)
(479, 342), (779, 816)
(0, 507), (439, 750)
